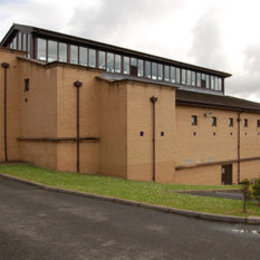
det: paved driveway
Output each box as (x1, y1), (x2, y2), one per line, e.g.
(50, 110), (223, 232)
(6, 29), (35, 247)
(0, 176), (260, 260)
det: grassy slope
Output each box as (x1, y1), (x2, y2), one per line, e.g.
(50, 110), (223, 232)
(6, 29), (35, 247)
(0, 164), (259, 217)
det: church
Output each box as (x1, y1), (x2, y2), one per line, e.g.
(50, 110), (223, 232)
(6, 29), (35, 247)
(1, 23), (260, 185)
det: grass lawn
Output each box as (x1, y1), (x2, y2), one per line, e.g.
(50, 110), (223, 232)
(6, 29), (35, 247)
(0, 164), (259, 217)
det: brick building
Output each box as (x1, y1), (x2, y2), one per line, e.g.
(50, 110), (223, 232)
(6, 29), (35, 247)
(1, 23), (260, 185)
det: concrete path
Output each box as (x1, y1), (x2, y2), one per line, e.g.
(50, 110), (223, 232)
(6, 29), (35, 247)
(0, 177), (260, 260)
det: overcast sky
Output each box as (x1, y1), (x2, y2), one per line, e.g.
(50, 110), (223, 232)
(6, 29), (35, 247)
(1, 0), (260, 102)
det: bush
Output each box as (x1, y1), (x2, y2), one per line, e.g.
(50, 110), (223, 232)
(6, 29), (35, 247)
(252, 178), (260, 203)
(240, 178), (252, 213)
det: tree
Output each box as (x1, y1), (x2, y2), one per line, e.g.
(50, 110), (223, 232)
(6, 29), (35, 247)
(240, 178), (252, 213)
(252, 178), (260, 204)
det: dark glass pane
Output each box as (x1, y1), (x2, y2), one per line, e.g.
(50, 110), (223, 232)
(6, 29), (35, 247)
(115, 54), (121, 73)
(22, 33), (26, 51)
(107, 52), (114, 72)
(170, 66), (176, 83)
(145, 61), (151, 78)
(59, 43), (67, 62)
(197, 73), (201, 87)
(98, 51), (106, 69)
(137, 60), (143, 77)
(158, 64), (163, 80)
(123, 56), (130, 74)
(79, 47), (88, 66)
(48, 40), (57, 62)
(18, 32), (22, 50)
(152, 62), (157, 80)
(89, 49), (96, 67)
(187, 70), (191, 85)
(192, 71), (196, 86)
(164, 65), (169, 81)
(182, 69), (186, 84)
(37, 38), (47, 61)
(70, 45), (78, 64)
(176, 68), (180, 83)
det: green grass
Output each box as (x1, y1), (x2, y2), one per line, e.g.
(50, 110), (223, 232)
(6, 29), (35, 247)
(0, 164), (259, 217)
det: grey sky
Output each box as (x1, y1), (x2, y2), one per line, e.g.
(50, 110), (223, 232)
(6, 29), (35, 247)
(1, 0), (260, 101)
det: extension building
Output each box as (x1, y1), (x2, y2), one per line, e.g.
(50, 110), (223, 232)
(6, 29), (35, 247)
(1, 23), (260, 185)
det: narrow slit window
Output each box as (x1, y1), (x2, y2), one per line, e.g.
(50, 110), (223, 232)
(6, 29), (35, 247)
(24, 78), (30, 92)
(211, 116), (217, 126)
(191, 115), (198, 126)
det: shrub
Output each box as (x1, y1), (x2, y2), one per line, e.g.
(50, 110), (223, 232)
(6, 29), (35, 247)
(240, 178), (252, 213)
(252, 178), (260, 203)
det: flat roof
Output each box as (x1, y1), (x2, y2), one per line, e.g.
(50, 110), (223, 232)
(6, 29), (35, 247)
(176, 89), (260, 113)
(1, 23), (232, 78)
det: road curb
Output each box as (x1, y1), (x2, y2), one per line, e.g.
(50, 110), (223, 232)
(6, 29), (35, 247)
(1, 173), (260, 225)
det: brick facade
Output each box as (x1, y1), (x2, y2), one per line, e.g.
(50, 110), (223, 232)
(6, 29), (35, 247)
(1, 48), (260, 185)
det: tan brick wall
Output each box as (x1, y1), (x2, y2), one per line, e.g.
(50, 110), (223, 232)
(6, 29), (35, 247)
(0, 49), (24, 161)
(56, 66), (101, 173)
(126, 82), (176, 183)
(97, 81), (127, 178)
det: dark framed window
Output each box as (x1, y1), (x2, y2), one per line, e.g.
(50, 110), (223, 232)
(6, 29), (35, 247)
(229, 118), (234, 127)
(37, 38), (47, 61)
(24, 78), (29, 92)
(89, 49), (96, 67)
(244, 119), (248, 127)
(257, 120), (260, 128)
(58, 42), (67, 62)
(137, 59), (143, 77)
(115, 54), (121, 73)
(201, 73), (206, 88)
(152, 62), (157, 80)
(123, 56), (130, 74)
(191, 115), (198, 126)
(70, 45), (78, 64)
(158, 64), (163, 80)
(48, 40), (58, 62)
(107, 52), (115, 72)
(164, 65), (170, 81)
(211, 116), (217, 126)
(170, 66), (176, 83)
(145, 61), (151, 78)
(79, 47), (88, 66)
(98, 51), (106, 69)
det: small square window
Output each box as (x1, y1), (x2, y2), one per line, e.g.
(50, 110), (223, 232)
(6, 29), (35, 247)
(191, 115), (198, 126)
(211, 116), (217, 126)
(24, 78), (29, 91)
(257, 120), (260, 128)
(229, 118), (233, 127)
(244, 119), (248, 127)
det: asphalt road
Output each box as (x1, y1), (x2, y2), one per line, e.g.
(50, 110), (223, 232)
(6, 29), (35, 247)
(0, 177), (260, 260)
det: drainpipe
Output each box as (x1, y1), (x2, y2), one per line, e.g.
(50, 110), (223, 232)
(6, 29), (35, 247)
(1, 62), (10, 162)
(150, 96), (158, 182)
(74, 80), (83, 172)
(237, 110), (242, 184)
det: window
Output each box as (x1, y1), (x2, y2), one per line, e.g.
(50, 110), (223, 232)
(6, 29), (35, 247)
(218, 78), (222, 91)
(257, 120), (260, 127)
(70, 45), (78, 64)
(137, 59), (143, 77)
(164, 65), (170, 81)
(145, 61), (151, 78)
(196, 73), (201, 87)
(13, 35), (17, 49)
(191, 115), (198, 126)
(18, 32), (22, 50)
(210, 76), (214, 90)
(206, 75), (209, 88)
(187, 70), (191, 85)
(123, 56), (130, 74)
(181, 69), (186, 84)
(89, 49), (96, 67)
(98, 51), (106, 69)
(79, 47), (88, 66)
(244, 119), (248, 127)
(48, 40), (57, 62)
(158, 64), (163, 80)
(22, 33), (26, 51)
(24, 78), (29, 92)
(214, 76), (219, 90)
(201, 73), (206, 88)
(229, 118), (234, 127)
(115, 55), (121, 73)
(131, 58), (137, 66)
(211, 116), (217, 126)
(176, 68), (180, 83)
(58, 43), (67, 62)
(170, 66), (176, 83)
(191, 71), (196, 86)
(107, 52), (114, 72)
(27, 34), (31, 58)
(37, 38), (47, 61)
(152, 62), (157, 80)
